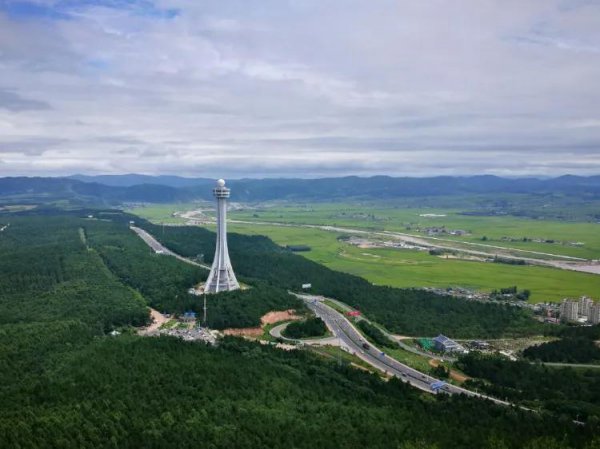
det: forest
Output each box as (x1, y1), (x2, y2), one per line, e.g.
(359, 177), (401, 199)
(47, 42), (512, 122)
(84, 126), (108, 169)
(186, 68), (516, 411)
(0, 214), (149, 330)
(83, 216), (302, 329)
(137, 218), (544, 338)
(283, 317), (327, 339)
(524, 338), (600, 363)
(1, 209), (598, 448)
(524, 325), (600, 363)
(457, 353), (600, 421)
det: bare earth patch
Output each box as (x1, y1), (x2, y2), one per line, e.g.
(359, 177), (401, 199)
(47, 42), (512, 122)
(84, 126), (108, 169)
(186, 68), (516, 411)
(429, 358), (470, 383)
(261, 309), (300, 325)
(138, 308), (169, 335)
(224, 327), (263, 337)
(224, 310), (301, 338)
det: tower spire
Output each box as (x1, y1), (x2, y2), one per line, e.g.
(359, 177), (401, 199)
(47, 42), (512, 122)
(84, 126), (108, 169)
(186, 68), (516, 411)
(204, 179), (240, 293)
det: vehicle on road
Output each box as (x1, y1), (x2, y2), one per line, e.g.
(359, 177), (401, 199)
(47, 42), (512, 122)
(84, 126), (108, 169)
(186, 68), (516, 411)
(430, 381), (446, 392)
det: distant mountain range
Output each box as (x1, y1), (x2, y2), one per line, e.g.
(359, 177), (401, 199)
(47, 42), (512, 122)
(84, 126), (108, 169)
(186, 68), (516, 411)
(69, 174), (214, 188)
(1, 174), (599, 204)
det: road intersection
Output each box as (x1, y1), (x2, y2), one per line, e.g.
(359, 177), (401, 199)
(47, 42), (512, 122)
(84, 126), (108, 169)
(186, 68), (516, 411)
(132, 225), (513, 406)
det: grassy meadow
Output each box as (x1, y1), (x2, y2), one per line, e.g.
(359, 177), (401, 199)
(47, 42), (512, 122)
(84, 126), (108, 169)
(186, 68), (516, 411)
(129, 201), (600, 303)
(127, 202), (205, 224)
(229, 202), (600, 260)
(227, 222), (600, 303)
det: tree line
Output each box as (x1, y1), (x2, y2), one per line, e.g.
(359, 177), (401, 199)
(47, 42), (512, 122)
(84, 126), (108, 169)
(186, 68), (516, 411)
(0, 209), (598, 448)
(137, 217), (544, 338)
(283, 317), (327, 339)
(524, 325), (600, 363)
(457, 353), (600, 422)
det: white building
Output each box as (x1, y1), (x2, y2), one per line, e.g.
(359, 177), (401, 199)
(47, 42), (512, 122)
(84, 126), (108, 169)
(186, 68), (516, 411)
(589, 302), (600, 325)
(559, 299), (579, 323)
(579, 296), (594, 318)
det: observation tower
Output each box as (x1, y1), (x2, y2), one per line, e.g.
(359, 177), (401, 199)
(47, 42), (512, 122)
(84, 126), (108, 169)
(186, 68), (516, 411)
(204, 179), (240, 293)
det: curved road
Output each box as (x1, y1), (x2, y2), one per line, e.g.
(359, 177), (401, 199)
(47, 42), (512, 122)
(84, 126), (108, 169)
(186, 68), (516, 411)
(270, 322), (297, 342)
(298, 293), (510, 404)
(322, 296), (456, 362)
(131, 226), (512, 405)
(270, 321), (339, 346)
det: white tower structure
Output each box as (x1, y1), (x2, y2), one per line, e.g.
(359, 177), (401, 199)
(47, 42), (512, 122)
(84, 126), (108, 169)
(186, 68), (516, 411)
(204, 179), (240, 293)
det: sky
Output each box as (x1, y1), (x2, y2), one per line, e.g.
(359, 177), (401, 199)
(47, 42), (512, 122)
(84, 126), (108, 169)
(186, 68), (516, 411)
(0, 0), (599, 178)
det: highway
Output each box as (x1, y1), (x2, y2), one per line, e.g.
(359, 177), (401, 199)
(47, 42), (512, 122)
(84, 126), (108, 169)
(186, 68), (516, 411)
(131, 226), (211, 270)
(321, 296), (457, 362)
(131, 225), (511, 404)
(297, 293), (510, 404)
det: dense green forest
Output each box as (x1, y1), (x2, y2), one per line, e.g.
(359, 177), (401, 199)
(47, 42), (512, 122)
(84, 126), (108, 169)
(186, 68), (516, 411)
(523, 338), (600, 363)
(0, 211), (302, 332)
(457, 354), (600, 421)
(138, 219), (544, 338)
(0, 215), (148, 329)
(202, 284), (304, 329)
(3, 330), (598, 449)
(0, 209), (599, 448)
(549, 324), (600, 340)
(524, 325), (600, 363)
(82, 215), (302, 329)
(283, 317), (327, 339)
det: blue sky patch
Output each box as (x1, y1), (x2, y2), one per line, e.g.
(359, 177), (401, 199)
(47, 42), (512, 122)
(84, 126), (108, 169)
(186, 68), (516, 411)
(0, 0), (179, 21)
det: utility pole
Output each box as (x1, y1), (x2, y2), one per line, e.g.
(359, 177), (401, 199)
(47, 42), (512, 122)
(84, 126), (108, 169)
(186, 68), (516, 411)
(203, 293), (207, 326)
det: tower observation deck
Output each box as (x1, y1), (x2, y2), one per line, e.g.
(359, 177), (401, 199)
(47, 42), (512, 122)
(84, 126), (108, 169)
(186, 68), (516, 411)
(204, 179), (240, 294)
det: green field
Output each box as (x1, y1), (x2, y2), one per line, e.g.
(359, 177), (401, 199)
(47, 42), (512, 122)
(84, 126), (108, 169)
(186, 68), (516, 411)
(130, 201), (600, 260)
(229, 203), (600, 260)
(129, 201), (600, 303)
(226, 222), (599, 303)
(127, 202), (205, 224)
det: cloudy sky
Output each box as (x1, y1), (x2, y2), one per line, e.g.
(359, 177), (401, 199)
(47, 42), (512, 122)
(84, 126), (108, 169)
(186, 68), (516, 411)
(1, 0), (599, 178)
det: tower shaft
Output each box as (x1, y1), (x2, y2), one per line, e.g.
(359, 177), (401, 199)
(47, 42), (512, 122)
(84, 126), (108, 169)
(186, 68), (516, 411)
(204, 180), (240, 293)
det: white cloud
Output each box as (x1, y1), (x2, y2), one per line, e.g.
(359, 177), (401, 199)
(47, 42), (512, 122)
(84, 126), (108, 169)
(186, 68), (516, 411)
(0, 0), (599, 177)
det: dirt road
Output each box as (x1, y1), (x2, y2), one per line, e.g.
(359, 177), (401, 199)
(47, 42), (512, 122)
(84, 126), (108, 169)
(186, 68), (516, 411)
(139, 308), (169, 335)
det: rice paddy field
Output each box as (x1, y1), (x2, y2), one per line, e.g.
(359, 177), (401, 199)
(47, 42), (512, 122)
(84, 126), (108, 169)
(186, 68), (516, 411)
(127, 202), (207, 224)
(228, 202), (600, 260)
(228, 222), (599, 303)
(128, 201), (600, 303)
